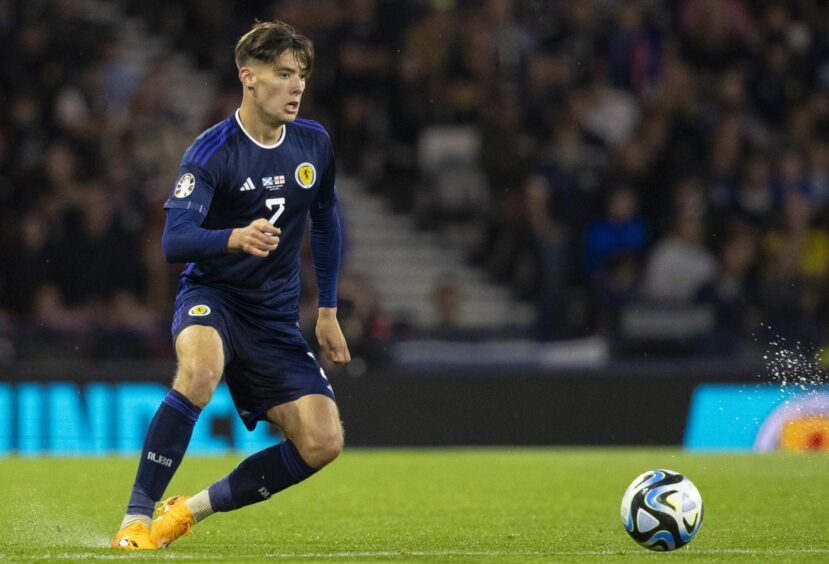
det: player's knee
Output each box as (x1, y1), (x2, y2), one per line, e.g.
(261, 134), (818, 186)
(298, 426), (343, 469)
(172, 364), (222, 408)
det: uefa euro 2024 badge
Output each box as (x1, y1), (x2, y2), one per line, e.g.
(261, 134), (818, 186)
(174, 173), (196, 198)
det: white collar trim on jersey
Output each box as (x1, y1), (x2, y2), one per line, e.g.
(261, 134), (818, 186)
(234, 109), (287, 149)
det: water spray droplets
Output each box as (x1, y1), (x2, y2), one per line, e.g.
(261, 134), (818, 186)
(755, 323), (827, 394)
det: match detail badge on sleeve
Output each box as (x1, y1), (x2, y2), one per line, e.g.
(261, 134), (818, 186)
(188, 305), (211, 316)
(174, 173), (196, 198)
(295, 163), (316, 189)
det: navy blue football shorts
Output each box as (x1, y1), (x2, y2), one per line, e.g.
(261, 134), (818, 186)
(171, 285), (335, 431)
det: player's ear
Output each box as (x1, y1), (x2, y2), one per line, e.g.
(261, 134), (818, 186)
(239, 66), (255, 90)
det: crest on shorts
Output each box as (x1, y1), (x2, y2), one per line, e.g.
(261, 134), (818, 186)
(174, 173), (196, 198)
(188, 305), (211, 316)
(294, 162), (316, 189)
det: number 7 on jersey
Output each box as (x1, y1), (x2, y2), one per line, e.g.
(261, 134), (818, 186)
(266, 197), (286, 225)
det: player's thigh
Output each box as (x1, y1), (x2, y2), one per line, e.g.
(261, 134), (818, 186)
(172, 324), (225, 407)
(266, 394), (343, 462)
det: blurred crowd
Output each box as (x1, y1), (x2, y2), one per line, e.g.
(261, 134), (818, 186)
(2, 0), (829, 362)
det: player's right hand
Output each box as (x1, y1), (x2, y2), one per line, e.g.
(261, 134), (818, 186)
(228, 218), (281, 257)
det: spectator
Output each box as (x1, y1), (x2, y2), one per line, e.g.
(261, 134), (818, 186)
(763, 194), (829, 283)
(696, 220), (761, 353)
(525, 115), (603, 337)
(641, 212), (718, 303)
(732, 152), (775, 225)
(592, 254), (642, 337)
(51, 186), (144, 306)
(583, 187), (649, 281)
(759, 194), (829, 345)
(605, 0), (663, 98)
(678, 0), (756, 73)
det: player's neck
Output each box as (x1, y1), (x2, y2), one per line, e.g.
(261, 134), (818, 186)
(238, 102), (285, 146)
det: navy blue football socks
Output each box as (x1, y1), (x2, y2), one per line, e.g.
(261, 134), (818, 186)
(207, 440), (316, 512)
(126, 389), (202, 517)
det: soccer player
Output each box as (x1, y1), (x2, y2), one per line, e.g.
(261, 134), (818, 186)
(111, 20), (350, 550)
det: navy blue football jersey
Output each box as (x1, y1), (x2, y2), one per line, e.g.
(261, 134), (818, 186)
(164, 110), (337, 320)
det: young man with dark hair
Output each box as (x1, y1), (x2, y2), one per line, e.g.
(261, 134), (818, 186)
(112, 19), (350, 550)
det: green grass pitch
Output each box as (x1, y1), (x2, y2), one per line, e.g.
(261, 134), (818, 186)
(0, 448), (827, 562)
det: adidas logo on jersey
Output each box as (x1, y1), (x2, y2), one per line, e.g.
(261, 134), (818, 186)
(239, 177), (256, 191)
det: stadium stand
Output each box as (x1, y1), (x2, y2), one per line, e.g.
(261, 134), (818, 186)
(2, 0), (829, 366)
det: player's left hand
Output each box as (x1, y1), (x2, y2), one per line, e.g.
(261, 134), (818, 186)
(316, 307), (351, 365)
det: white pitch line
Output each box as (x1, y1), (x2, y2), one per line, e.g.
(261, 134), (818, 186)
(7, 547), (829, 560)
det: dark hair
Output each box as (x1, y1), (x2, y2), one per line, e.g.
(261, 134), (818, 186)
(234, 20), (314, 74)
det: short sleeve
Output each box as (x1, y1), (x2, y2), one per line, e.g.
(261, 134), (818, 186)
(163, 163), (218, 217)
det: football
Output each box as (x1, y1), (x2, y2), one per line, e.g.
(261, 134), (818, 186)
(620, 469), (703, 551)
